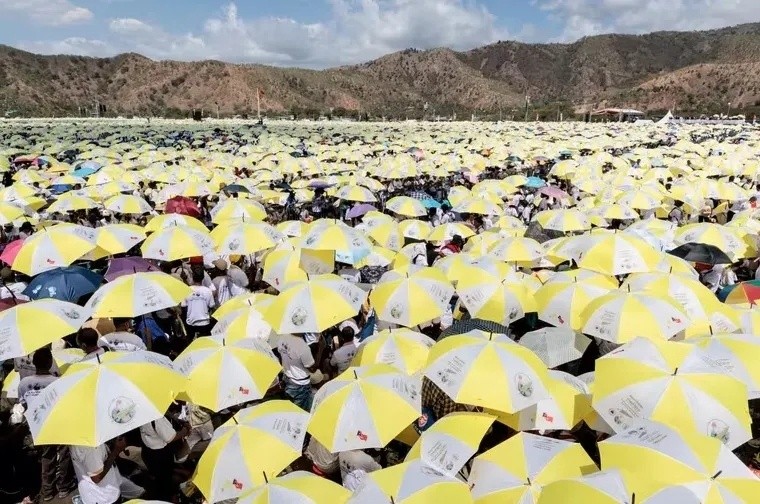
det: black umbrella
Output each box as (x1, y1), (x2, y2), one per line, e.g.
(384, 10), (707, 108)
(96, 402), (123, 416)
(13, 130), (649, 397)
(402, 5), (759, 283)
(667, 242), (732, 265)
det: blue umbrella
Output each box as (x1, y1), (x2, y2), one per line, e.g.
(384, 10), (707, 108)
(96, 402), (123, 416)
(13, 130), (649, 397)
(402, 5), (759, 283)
(24, 266), (103, 302)
(525, 176), (546, 189)
(71, 166), (98, 178)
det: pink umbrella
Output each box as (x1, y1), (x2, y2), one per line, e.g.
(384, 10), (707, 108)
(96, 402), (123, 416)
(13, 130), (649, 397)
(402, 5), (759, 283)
(538, 186), (570, 200)
(0, 239), (24, 266)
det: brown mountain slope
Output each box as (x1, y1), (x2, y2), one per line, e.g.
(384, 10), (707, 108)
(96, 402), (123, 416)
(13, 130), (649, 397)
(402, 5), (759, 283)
(2, 23), (760, 117)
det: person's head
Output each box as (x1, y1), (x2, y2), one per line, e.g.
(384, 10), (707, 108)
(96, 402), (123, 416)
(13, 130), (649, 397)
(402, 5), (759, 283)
(340, 326), (355, 344)
(77, 327), (100, 351)
(192, 268), (205, 285)
(751, 196), (757, 204)
(451, 235), (464, 247)
(19, 222), (33, 234)
(32, 347), (54, 374)
(113, 317), (133, 332)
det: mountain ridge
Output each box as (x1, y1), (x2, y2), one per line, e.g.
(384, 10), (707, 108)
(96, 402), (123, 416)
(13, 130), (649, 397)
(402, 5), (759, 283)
(2, 22), (760, 118)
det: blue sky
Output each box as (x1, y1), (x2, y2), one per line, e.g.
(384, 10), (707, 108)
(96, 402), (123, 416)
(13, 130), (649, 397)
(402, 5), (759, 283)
(0, 0), (757, 68)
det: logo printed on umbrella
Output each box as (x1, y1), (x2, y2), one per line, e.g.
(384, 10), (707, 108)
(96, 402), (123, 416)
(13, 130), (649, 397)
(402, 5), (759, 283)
(228, 238), (240, 251)
(515, 373), (534, 398)
(708, 419), (730, 445)
(542, 412), (554, 423)
(557, 315), (565, 325)
(108, 396), (137, 424)
(158, 249), (165, 257)
(238, 386), (250, 395)
(356, 430), (368, 441)
(389, 303), (404, 320)
(46, 258), (56, 265)
(290, 306), (308, 327)
(232, 479), (243, 490)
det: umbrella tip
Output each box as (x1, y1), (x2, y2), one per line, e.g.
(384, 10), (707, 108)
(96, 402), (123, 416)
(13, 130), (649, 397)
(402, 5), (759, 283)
(353, 369), (358, 380)
(263, 471), (268, 484)
(673, 367), (678, 376)
(711, 470), (722, 480)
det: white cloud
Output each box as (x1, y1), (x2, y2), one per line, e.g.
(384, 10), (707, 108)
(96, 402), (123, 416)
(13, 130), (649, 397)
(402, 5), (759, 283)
(537, 0), (760, 41)
(0, 0), (93, 26)
(17, 0), (508, 67)
(19, 37), (113, 57)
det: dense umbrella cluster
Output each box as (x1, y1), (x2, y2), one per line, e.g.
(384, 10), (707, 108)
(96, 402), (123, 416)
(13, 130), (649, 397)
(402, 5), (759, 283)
(1, 119), (760, 504)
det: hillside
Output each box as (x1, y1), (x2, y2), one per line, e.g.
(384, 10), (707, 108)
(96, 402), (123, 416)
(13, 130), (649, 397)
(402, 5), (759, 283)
(2, 23), (760, 118)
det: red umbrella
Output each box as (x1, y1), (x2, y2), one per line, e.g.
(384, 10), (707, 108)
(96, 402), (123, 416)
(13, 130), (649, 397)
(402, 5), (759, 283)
(0, 239), (24, 266)
(165, 196), (201, 218)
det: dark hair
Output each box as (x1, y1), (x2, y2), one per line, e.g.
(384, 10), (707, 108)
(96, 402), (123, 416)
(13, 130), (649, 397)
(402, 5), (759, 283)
(340, 326), (355, 343)
(32, 347), (54, 371)
(192, 269), (205, 284)
(113, 317), (132, 328)
(77, 327), (99, 348)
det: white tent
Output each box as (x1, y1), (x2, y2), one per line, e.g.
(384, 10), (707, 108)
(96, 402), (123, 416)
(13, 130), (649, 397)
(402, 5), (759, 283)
(657, 110), (674, 124)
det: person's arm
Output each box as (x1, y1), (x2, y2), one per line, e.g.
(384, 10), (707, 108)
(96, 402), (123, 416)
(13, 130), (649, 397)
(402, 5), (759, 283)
(91, 437), (126, 484)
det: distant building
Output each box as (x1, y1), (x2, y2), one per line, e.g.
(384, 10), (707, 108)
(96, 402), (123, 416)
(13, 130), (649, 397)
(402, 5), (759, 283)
(591, 108), (645, 122)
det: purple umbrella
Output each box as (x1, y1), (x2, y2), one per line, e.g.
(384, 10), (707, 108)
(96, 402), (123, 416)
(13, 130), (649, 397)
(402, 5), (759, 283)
(346, 203), (377, 219)
(538, 186), (570, 200)
(105, 257), (159, 282)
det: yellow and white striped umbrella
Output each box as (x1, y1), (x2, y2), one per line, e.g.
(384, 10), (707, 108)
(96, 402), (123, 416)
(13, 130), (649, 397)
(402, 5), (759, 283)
(386, 196), (427, 217)
(95, 224), (146, 255)
(427, 222), (475, 243)
(398, 219), (433, 240)
(494, 370), (592, 432)
(468, 432), (596, 503)
(580, 290), (689, 344)
(308, 365), (421, 452)
(593, 338), (751, 449)
(275, 220), (308, 238)
(452, 198), (503, 215)
(367, 221), (405, 252)
(593, 203), (640, 221)
(352, 328), (435, 374)
(0, 299), (90, 361)
(622, 272), (740, 337)
(235, 471), (349, 504)
(690, 333), (760, 400)
(25, 351), (185, 446)
(193, 401), (309, 502)
(211, 199), (267, 224)
(13, 224), (97, 276)
(355, 246), (395, 268)
(533, 209), (591, 233)
(175, 336), (281, 411)
(104, 194), (153, 214)
(0, 202), (26, 225)
(425, 331), (551, 413)
(537, 470), (630, 504)
(535, 280), (613, 331)
(211, 307), (274, 344)
(211, 221), (285, 255)
(601, 421), (759, 503)
(405, 412), (496, 477)
(575, 234), (663, 276)
(85, 271), (191, 318)
(263, 274), (367, 334)
(350, 459), (473, 504)
(455, 274), (536, 325)
(141, 225), (214, 261)
(370, 266), (454, 328)
(144, 214), (208, 233)
(675, 223), (750, 261)
(262, 246), (334, 290)
(47, 194), (99, 213)
(487, 237), (544, 263)
(334, 184), (377, 203)
(615, 189), (664, 210)
(300, 221), (373, 259)
(213, 293), (276, 320)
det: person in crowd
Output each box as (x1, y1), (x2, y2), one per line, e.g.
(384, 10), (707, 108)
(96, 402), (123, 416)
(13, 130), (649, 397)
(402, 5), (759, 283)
(277, 333), (321, 411)
(70, 437), (144, 504)
(181, 269), (216, 339)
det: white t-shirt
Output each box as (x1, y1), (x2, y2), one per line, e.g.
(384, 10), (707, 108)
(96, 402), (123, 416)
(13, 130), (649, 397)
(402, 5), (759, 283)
(18, 374), (57, 405)
(139, 417), (176, 450)
(277, 334), (315, 386)
(70, 445), (122, 504)
(181, 285), (215, 326)
(330, 343), (357, 374)
(14, 355), (60, 379)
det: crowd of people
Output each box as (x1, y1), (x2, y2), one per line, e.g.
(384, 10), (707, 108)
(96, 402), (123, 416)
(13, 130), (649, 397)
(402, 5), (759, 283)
(1, 119), (760, 504)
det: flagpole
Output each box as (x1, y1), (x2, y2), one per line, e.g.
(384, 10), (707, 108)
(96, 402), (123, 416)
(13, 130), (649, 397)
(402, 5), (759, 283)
(256, 88), (261, 120)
